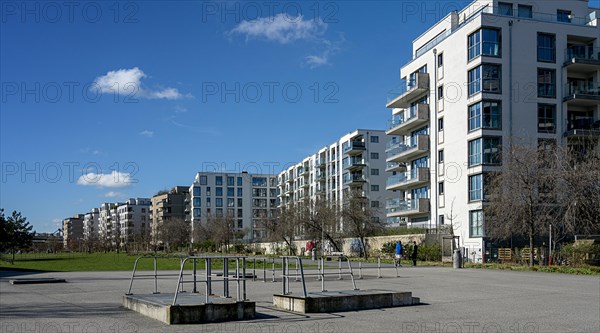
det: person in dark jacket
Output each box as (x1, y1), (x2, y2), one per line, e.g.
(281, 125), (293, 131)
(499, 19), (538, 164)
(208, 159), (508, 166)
(411, 241), (418, 266)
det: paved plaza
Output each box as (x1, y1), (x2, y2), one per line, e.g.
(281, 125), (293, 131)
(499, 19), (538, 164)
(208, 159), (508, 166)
(1, 265), (599, 333)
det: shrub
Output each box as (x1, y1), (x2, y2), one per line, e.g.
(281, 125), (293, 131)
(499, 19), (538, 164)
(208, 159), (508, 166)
(558, 242), (600, 267)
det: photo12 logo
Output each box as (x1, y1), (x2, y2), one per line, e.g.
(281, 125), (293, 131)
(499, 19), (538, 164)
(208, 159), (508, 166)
(1, 1), (139, 24)
(201, 81), (339, 104)
(200, 1), (339, 24)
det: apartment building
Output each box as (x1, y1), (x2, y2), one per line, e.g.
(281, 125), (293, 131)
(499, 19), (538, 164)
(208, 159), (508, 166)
(118, 198), (152, 247)
(150, 186), (189, 246)
(63, 214), (84, 249)
(385, 0), (599, 261)
(187, 172), (278, 242)
(82, 208), (99, 242)
(98, 202), (119, 249)
(278, 129), (393, 226)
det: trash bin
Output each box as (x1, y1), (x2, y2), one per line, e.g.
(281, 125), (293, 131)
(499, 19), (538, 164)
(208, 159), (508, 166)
(453, 249), (462, 269)
(312, 248), (317, 261)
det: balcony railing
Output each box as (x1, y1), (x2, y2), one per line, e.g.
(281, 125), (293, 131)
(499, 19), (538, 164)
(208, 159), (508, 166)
(386, 73), (429, 109)
(385, 161), (404, 172)
(386, 198), (430, 215)
(343, 174), (366, 184)
(565, 46), (600, 64)
(386, 168), (429, 189)
(565, 117), (600, 137)
(343, 158), (366, 169)
(343, 141), (366, 154)
(564, 82), (600, 101)
(386, 135), (429, 161)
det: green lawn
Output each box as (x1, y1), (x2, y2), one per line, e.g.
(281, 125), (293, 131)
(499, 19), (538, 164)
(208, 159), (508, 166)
(0, 252), (286, 272)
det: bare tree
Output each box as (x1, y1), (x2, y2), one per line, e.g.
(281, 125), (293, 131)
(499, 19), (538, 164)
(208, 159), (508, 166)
(341, 189), (384, 259)
(485, 143), (563, 266)
(205, 214), (236, 253)
(299, 198), (344, 254)
(163, 218), (191, 252)
(261, 203), (298, 255)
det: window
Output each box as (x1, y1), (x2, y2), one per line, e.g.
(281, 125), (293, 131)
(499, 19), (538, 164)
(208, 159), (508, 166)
(438, 53), (443, 67)
(371, 185), (379, 191)
(237, 177), (242, 186)
(438, 182), (444, 195)
(538, 104), (556, 133)
(518, 4), (532, 18)
(498, 2), (513, 16)
(227, 198), (235, 207)
(252, 177), (267, 187)
(193, 198), (201, 206)
(469, 174), (483, 202)
(468, 28), (501, 61)
(470, 137), (502, 166)
(438, 118), (444, 131)
(238, 209), (243, 217)
(206, 197), (211, 207)
(468, 66), (481, 95)
(438, 85), (444, 100)
(193, 187), (201, 196)
(557, 9), (571, 23)
(371, 169), (379, 175)
(537, 69), (556, 98)
(216, 208), (223, 217)
(199, 176), (207, 185)
(470, 210), (484, 237)
(439, 215), (445, 225)
(537, 33), (555, 62)
(193, 208), (201, 218)
(438, 150), (444, 163)
(227, 176), (234, 186)
(371, 201), (380, 208)
(237, 188), (243, 197)
(227, 187), (234, 197)
(469, 101), (501, 131)
(237, 220), (243, 229)
(237, 198), (243, 207)
(371, 152), (379, 159)
(468, 139), (482, 166)
(206, 187), (211, 196)
(469, 64), (501, 95)
(371, 136), (379, 143)
(215, 176), (222, 186)
(216, 198), (223, 207)
(216, 187), (222, 196)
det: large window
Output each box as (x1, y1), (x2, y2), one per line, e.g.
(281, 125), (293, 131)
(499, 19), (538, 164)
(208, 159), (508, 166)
(216, 187), (223, 196)
(468, 28), (501, 61)
(557, 9), (571, 23)
(469, 174), (483, 202)
(193, 187), (201, 196)
(469, 210), (484, 237)
(518, 4), (532, 18)
(252, 177), (267, 187)
(215, 176), (223, 186)
(537, 33), (556, 62)
(468, 65), (501, 96)
(469, 137), (502, 166)
(469, 101), (501, 131)
(199, 176), (207, 185)
(498, 2), (513, 16)
(538, 104), (556, 133)
(227, 177), (234, 186)
(537, 69), (556, 98)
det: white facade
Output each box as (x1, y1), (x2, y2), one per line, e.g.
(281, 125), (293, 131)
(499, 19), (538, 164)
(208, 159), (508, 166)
(278, 129), (393, 225)
(386, 0), (599, 262)
(62, 214), (84, 248)
(188, 172), (278, 242)
(83, 208), (99, 242)
(98, 203), (119, 249)
(118, 198), (152, 247)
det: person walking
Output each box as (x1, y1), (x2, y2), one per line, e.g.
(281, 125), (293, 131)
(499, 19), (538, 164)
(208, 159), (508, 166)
(395, 241), (403, 267)
(411, 241), (418, 266)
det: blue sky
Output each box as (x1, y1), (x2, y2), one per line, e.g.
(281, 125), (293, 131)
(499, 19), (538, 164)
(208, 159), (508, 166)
(2, 1), (597, 232)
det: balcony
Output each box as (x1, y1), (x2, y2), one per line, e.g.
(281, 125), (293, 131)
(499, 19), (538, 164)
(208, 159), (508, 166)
(315, 188), (326, 196)
(564, 46), (600, 72)
(343, 173), (366, 185)
(386, 198), (430, 217)
(386, 104), (430, 136)
(564, 81), (600, 106)
(343, 157), (366, 171)
(316, 172), (326, 182)
(343, 141), (366, 155)
(315, 159), (326, 169)
(385, 161), (406, 173)
(386, 73), (429, 109)
(386, 168), (430, 191)
(564, 117), (600, 138)
(386, 135), (429, 163)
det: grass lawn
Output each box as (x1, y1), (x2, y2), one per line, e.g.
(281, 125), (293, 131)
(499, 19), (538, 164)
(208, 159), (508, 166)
(0, 252), (287, 272)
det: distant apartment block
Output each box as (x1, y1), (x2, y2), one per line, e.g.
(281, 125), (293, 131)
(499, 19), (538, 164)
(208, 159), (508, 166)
(385, 0), (599, 261)
(83, 208), (99, 242)
(118, 198), (152, 247)
(187, 172), (278, 242)
(150, 186), (189, 246)
(63, 214), (84, 249)
(278, 129), (393, 225)
(98, 203), (119, 249)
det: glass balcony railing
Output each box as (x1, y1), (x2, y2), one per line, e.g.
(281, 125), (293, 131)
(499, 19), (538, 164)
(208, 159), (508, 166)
(386, 198), (420, 214)
(386, 141), (419, 158)
(386, 169), (419, 187)
(343, 174), (366, 184)
(386, 162), (403, 170)
(343, 158), (366, 169)
(565, 46), (600, 63)
(564, 82), (600, 97)
(343, 141), (366, 153)
(567, 117), (600, 131)
(387, 105), (422, 130)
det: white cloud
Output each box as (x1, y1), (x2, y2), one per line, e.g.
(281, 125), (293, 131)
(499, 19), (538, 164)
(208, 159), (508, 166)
(77, 171), (134, 188)
(305, 36), (344, 69)
(139, 130), (154, 138)
(104, 191), (123, 198)
(230, 14), (326, 44)
(93, 67), (183, 100)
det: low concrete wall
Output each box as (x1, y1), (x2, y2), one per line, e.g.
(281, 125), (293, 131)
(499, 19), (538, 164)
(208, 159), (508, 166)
(251, 234), (430, 257)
